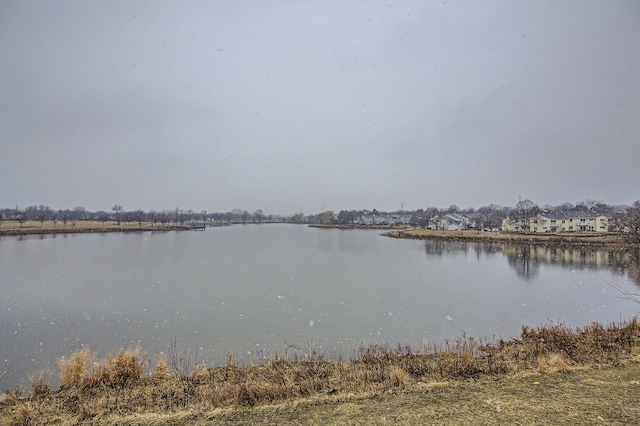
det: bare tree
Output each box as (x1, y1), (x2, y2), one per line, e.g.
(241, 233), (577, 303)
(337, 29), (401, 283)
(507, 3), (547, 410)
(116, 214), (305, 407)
(149, 210), (158, 227)
(72, 206), (86, 221)
(318, 211), (334, 225)
(514, 199), (539, 232)
(337, 210), (356, 225)
(254, 209), (264, 223)
(446, 204), (460, 214)
(36, 205), (53, 227)
(158, 211), (171, 226)
(618, 201), (640, 243)
(291, 213), (305, 223)
(112, 204), (123, 225)
(58, 209), (71, 227)
(411, 207), (439, 228)
(477, 204), (508, 230)
(97, 212), (110, 227)
(15, 210), (25, 228)
(131, 210), (145, 228)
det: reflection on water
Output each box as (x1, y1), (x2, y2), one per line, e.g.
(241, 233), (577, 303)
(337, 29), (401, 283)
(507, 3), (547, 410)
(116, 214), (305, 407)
(505, 245), (540, 281)
(423, 240), (640, 285)
(1, 228), (639, 391)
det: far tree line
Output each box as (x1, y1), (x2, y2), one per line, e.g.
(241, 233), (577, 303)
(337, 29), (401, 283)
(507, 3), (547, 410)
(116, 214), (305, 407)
(322, 199), (622, 227)
(1, 199), (639, 242)
(0, 205), (274, 227)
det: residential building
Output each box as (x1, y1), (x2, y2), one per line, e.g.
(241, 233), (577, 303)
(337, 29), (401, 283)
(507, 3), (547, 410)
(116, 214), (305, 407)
(358, 213), (412, 226)
(502, 212), (611, 233)
(429, 213), (474, 231)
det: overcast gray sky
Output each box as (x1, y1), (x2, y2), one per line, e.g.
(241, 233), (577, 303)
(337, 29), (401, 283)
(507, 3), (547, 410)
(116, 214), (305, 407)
(1, 1), (639, 215)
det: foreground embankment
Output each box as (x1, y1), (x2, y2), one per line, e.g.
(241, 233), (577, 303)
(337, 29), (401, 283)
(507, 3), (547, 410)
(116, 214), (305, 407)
(388, 228), (631, 248)
(2, 319), (639, 425)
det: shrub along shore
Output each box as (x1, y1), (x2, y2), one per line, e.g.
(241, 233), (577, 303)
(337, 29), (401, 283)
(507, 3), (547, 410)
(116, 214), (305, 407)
(388, 228), (632, 248)
(1, 319), (640, 425)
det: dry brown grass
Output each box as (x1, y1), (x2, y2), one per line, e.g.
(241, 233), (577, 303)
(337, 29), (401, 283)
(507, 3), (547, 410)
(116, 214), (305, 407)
(57, 347), (144, 389)
(57, 347), (94, 389)
(537, 353), (575, 373)
(152, 356), (170, 380)
(388, 228), (628, 247)
(29, 377), (51, 398)
(2, 319), (639, 425)
(0, 220), (188, 236)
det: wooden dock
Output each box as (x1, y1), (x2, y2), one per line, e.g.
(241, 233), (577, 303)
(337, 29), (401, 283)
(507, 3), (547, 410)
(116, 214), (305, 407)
(191, 223), (206, 230)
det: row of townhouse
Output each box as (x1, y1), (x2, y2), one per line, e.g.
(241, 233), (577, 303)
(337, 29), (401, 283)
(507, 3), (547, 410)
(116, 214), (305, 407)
(358, 213), (412, 226)
(502, 212), (611, 233)
(356, 212), (474, 229)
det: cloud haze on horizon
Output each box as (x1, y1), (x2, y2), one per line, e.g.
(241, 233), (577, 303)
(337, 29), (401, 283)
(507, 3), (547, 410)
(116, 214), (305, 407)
(1, 0), (639, 215)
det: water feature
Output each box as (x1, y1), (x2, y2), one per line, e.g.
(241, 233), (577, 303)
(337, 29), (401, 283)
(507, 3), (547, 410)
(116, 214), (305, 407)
(1, 224), (638, 390)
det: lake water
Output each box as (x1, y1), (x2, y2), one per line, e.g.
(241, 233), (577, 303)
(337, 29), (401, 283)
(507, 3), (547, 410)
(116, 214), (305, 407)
(1, 224), (639, 390)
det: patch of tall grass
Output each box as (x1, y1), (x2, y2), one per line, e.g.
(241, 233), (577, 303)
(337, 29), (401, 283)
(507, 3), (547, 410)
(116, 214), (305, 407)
(57, 347), (144, 389)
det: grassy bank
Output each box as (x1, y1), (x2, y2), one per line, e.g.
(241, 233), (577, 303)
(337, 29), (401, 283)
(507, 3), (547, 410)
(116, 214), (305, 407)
(309, 224), (412, 230)
(2, 319), (640, 425)
(0, 220), (192, 236)
(388, 228), (630, 248)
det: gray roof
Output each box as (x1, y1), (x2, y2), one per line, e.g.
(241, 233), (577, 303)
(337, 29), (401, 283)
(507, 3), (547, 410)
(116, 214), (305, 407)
(537, 211), (610, 220)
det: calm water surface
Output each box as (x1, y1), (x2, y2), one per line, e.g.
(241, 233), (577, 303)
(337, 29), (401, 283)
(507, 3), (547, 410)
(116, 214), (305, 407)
(1, 224), (639, 390)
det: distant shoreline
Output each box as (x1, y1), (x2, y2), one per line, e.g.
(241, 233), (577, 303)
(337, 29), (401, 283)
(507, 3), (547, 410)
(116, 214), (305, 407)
(310, 224), (637, 248)
(0, 220), (199, 236)
(308, 224), (411, 230)
(1, 222), (635, 248)
(386, 228), (633, 248)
